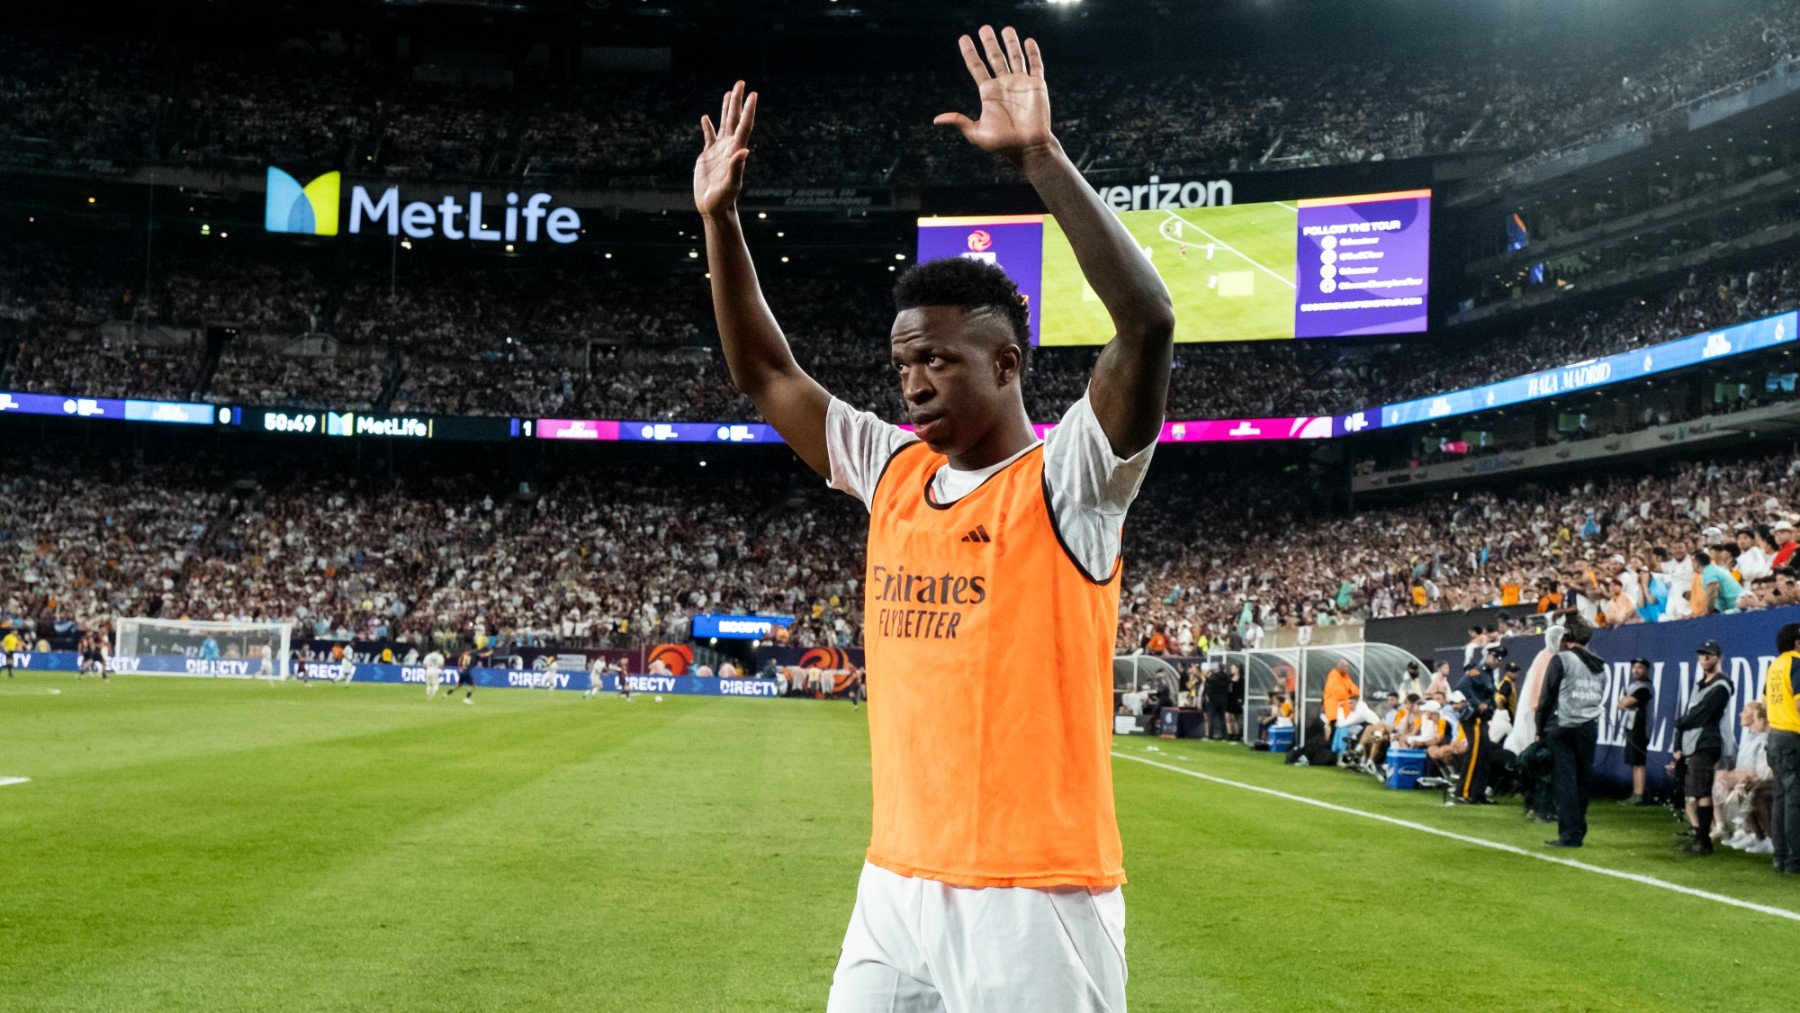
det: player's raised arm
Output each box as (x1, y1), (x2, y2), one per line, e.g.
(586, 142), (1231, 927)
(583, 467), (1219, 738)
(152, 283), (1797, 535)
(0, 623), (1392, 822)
(695, 80), (832, 478)
(936, 26), (1174, 457)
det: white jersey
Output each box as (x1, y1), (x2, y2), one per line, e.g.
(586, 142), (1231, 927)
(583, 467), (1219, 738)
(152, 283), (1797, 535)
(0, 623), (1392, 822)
(826, 388), (1154, 580)
(424, 651), (446, 672)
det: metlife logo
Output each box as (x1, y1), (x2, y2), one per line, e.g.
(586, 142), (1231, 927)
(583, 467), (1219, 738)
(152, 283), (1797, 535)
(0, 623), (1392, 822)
(264, 166), (581, 245)
(324, 412), (431, 439)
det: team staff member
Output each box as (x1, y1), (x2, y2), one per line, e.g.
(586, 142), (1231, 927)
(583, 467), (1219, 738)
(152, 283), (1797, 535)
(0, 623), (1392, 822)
(1, 628), (22, 677)
(1616, 658), (1655, 805)
(1321, 660), (1359, 734)
(696, 25), (1172, 1011)
(1471, 645), (1504, 717)
(1535, 618), (1607, 848)
(1764, 623), (1800, 873)
(1673, 642), (1735, 855)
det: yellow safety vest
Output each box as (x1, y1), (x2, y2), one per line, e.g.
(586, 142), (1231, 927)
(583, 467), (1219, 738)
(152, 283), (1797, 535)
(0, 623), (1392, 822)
(1766, 651), (1800, 735)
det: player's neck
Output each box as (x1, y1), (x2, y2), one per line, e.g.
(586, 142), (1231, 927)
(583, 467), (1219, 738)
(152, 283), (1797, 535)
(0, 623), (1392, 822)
(945, 405), (1038, 472)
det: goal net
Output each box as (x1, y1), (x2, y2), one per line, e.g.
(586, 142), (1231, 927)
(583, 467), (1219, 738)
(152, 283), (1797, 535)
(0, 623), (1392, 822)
(114, 618), (294, 679)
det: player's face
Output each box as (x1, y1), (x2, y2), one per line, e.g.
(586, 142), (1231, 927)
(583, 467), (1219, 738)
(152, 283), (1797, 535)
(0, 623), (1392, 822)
(889, 306), (1019, 456)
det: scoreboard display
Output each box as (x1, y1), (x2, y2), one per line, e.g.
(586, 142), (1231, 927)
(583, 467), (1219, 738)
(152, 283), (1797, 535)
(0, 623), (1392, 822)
(917, 188), (1431, 345)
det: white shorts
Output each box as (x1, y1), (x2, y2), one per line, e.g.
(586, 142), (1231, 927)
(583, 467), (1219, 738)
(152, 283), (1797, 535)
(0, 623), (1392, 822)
(827, 862), (1126, 1013)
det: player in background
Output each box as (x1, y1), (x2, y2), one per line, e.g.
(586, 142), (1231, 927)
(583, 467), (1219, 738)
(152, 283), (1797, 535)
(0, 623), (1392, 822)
(846, 667), (866, 710)
(585, 656), (610, 698)
(423, 649), (446, 698)
(450, 647), (477, 704)
(1, 628), (21, 677)
(333, 646), (354, 686)
(77, 631), (109, 681)
(616, 660), (633, 702)
(259, 643), (284, 685)
(696, 26), (1171, 1010)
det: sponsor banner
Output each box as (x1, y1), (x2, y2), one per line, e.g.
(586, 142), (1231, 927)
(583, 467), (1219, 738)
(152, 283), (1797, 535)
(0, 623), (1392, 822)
(123, 399), (216, 425)
(692, 614), (795, 641)
(1364, 310), (1797, 430)
(620, 421), (780, 444)
(1429, 605), (1800, 794)
(6, 653), (779, 697)
(236, 407), (513, 442)
(741, 186), (891, 210)
(1334, 409), (1381, 438)
(535, 418), (622, 441)
(919, 162), (1434, 215)
(1159, 417), (1334, 442)
(0, 392), (125, 419)
(265, 166), (583, 246)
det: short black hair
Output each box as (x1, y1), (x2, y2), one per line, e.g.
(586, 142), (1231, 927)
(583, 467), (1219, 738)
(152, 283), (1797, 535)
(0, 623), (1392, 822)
(1778, 622), (1800, 655)
(1563, 617), (1593, 645)
(893, 257), (1031, 371)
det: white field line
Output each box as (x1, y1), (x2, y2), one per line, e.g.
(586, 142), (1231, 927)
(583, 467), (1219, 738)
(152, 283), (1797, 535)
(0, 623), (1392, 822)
(0, 777), (30, 788)
(1158, 210), (1296, 289)
(1114, 750), (1800, 924)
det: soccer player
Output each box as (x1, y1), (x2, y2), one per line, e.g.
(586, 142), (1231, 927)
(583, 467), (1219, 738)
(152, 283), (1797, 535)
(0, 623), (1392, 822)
(615, 661), (633, 702)
(585, 656), (609, 698)
(76, 631), (107, 681)
(450, 648), (476, 704)
(695, 25), (1172, 1010)
(423, 649), (446, 698)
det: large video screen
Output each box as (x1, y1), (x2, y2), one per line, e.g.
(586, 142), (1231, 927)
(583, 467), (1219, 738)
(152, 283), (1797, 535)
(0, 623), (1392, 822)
(917, 189), (1430, 344)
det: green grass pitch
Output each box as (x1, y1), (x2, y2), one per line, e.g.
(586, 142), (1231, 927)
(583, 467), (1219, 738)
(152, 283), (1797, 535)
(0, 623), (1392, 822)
(1040, 202), (1299, 347)
(4, 674), (1797, 1010)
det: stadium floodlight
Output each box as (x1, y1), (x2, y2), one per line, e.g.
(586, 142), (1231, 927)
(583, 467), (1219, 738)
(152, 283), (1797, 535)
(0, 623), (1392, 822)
(115, 618), (294, 681)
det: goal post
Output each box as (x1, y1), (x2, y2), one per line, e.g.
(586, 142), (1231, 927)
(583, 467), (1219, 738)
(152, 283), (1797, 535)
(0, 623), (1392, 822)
(113, 618), (294, 679)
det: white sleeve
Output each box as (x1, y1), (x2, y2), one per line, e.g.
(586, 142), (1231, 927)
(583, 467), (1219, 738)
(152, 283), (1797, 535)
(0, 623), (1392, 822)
(826, 397), (917, 511)
(1041, 389), (1156, 581)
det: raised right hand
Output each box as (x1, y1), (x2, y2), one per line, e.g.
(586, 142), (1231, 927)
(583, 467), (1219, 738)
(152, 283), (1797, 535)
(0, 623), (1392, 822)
(695, 81), (757, 218)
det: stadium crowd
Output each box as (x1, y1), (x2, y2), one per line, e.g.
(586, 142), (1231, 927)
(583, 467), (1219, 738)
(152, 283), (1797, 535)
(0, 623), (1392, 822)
(1117, 450), (1800, 655)
(7, 440), (1800, 666)
(7, 239), (1799, 427)
(0, 456), (866, 656)
(2, 0), (1796, 186)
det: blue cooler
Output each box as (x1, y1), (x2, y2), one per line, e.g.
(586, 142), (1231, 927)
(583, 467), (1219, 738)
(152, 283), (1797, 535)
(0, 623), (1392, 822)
(1386, 748), (1427, 789)
(1267, 726), (1294, 753)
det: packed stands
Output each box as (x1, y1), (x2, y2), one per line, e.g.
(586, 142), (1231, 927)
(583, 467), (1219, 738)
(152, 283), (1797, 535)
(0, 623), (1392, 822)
(1, 0), (1796, 186)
